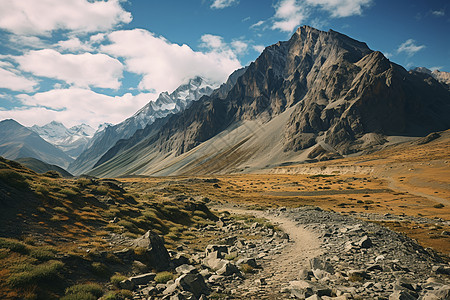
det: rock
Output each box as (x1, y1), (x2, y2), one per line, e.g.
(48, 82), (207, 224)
(255, 278), (267, 286)
(435, 285), (450, 299)
(203, 252), (228, 270)
(128, 272), (156, 285)
(289, 280), (315, 299)
(236, 258), (258, 268)
(312, 269), (330, 280)
(171, 253), (190, 268)
(176, 264), (197, 274)
(358, 235), (373, 248)
(347, 269), (370, 280)
(299, 268), (312, 280)
(133, 230), (171, 271)
(432, 265), (450, 275)
(119, 278), (134, 290)
(306, 295), (322, 300)
(389, 290), (417, 300)
(176, 273), (209, 298)
(309, 258), (334, 273)
(132, 260), (148, 273)
(216, 262), (240, 276)
(205, 245), (229, 257)
(366, 264), (383, 272)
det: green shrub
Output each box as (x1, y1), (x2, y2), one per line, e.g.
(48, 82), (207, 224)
(7, 260), (64, 287)
(110, 274), (127, 286)
(65, 283), (103, 298)
(91, 262), (110, 277)
(154, 271), (173, 283)
(0, 169), (29, 189)
(103, 290), (133, 300)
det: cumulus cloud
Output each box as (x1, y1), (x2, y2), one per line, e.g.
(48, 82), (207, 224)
(56, 37), (93, 52)
(272, 0), (372, 32)
(0, 0), (131, 36)
(0, 88), (156, 128)
(101, 29), (241, 94)
(231, 40), (249, 55)
(210, 0), (239, 9)
(0, 63), (38, 92)
(397, 39), (426, 56)
(15, 49), (123, 89)
(272, 0), (308, 32)
(305, 0), (372, 18)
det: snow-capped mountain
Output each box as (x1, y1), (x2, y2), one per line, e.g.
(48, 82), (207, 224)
(68, 76), (217, 175)
(30, 121), (95, 159)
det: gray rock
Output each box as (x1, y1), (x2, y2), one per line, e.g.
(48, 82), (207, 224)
(205, 245), (229, 256)
(203, 252), (228, 270)
(128, 272), (156, 285)
(119, 278), (134, 290)
(216, 262), (240, 276)
(176, 264), (197, 274)
(289, 280), (315, 299)
(176, 273), (209, 298)
(306, 295), (322, 300)
(389, 290), (417, 300)
(236, 257), (258, 268)
(133, 230), (171, 271)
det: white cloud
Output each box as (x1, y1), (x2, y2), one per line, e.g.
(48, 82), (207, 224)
(15, 49), (123, 89)
(253, 45), (266, 53)
(101, 29), (241, 94)
(0, 88), (156, 128)
(210, 0), (239, 9)
(272, 0), (372, 32)
(8, 35), (48, 49)
(397, 39), (426, 56)
(431, 9), (445, 17)
(0, 65), (38, 92)
(0, 0), (131, 36)
(250, 20), (265, 29)
(200, 34), (227, 50)
(272, 0), (308, 32)
(231, 40), (248, 55)
(56, 37), (93, 52)
(305, 0), (372, 18)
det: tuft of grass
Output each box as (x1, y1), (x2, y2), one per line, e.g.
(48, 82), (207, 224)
(60, 188), (78, 198)
(0, 237), (28, 253)
(103, 290), (133, 300)
(111, 273), (127, 287)
(29, 246), (56, 261)
(0, 169), (29, 189)
(64, 283), (103, 298)
(154, 271), (173, 283)
(91, 262), (110, 277)
(7, 260), (64, 287)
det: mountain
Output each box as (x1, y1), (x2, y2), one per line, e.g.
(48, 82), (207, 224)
(413, 67), (450, 87)
(0, 119), (73, 168)
(14, 157), (73, 177)
(68, 76), (217, 175)
(30, 121), (95, 159)
(88, 26), (450, 178)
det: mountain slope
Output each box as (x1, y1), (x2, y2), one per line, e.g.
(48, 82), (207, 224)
(90, 26), (450, 177)
(68, 76), (216, 175)
(30, 121), (95, 158)
(0, 119), (73, 168)
(15, 157), (73, 177)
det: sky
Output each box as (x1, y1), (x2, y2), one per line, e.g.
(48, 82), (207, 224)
(0, 0), (448, 129)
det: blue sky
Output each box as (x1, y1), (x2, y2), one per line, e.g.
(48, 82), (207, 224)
(0, 0), (448, 128)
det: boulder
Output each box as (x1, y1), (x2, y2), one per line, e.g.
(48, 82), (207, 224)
(289, 280), (315, 299)
(358, 235), (373, 248)
(176, 273), (209, 298)
(216, 262), (240, 276)
(129, 272), (156, 285)
(176, 264), (197, 275)
(133, 230), (171, 271)
(389, 290), (417, 300)
(205, 245), (229, 257)
(236, 258), (258, 268)
(203, 251), (228, 270)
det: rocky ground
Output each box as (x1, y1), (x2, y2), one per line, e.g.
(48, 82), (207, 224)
(113, 205), (450, 300)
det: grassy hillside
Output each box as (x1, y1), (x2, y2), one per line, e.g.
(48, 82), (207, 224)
(15, 157), (73, 178)
(0, 157), (218, 300)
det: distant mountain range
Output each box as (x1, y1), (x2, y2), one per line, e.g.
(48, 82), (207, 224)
(0, 119), (73, 168)
(68, 76), (217, 175)
(413, 67), (450, 87)
(86, 26), (450, 177)
(30, 121), (95, 159)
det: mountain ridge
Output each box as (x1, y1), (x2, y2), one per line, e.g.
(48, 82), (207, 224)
(88, 26), (450, 177)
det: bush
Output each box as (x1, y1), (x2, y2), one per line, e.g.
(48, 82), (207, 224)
(154, 271), (173, 283)
(76, 178), (92, 187)
(65, 283), (103, 298)
(7, 260), (64, 287)
(110, 274), (127, 286)
(29, 247), (56, 261)
(35, 184), (50, 196)
(103, 290), (133, 300)
(43, 171), (61, 178)
(239, 263), (254, 273)
(433, 203), (445, 209)
(61, 292), (96, 300)
(60, 188), (78, 198)
(91, 262), (110, 277)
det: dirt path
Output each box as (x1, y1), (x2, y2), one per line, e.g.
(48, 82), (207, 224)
(220, 208), (323, 298)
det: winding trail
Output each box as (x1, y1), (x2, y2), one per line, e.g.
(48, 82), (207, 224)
(220, 208), (323, 298)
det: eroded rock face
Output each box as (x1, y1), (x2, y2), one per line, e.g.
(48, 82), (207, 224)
(133, 230), (171, 271)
